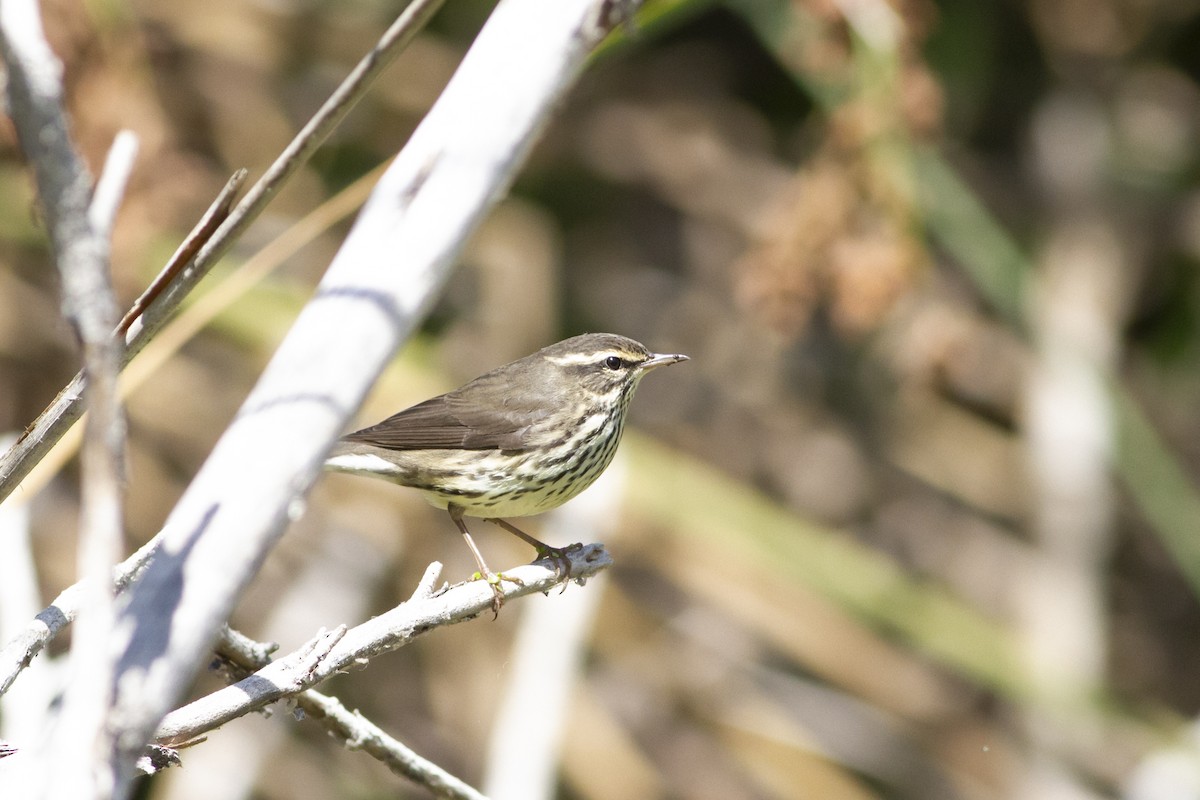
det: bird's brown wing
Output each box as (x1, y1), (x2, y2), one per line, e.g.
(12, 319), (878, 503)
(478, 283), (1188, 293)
(340, 384), (549, 452)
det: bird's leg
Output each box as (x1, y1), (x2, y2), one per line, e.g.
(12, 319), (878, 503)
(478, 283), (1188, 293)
(448, 504), (522, 617)
(486, 518), (582, 583)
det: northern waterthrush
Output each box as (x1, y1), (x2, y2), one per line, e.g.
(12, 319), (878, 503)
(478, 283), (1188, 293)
(326, 332), (688, 610)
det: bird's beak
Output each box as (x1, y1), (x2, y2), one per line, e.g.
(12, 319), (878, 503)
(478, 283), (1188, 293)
(642, 352), (689, 371)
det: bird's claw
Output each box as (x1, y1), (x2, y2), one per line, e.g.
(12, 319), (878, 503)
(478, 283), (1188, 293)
(533, 542), (584, 592)
(472, 570), (525, 618)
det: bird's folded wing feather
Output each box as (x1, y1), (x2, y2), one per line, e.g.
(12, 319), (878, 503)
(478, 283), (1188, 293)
(340, 389), (545, 451)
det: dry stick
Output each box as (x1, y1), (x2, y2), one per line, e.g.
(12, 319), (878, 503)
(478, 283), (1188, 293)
(0, 535), (158, 698)
(297, 693), (487, 800)
(49, 131), (140, 800)
(116, 169), (248, 336)
(0, 436), (46, 741)
(0, 0), (449, 506)
(0, 0), (135, 794)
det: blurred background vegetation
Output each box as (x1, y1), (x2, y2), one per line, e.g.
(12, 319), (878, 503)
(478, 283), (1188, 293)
(3, 0), (1200, 797)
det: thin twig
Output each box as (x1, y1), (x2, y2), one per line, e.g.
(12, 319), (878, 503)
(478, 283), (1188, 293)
(0, 535), (158, 698)
(116, 169), (247, 336)
(0, 447), (47, 745)
(89, 131), (139, 240)
(298, 693), (490, 800)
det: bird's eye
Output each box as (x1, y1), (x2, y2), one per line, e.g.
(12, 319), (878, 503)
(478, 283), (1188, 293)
(604, 355), (623, 370)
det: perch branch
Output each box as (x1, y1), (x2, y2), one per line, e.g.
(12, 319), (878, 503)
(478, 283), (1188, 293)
(155, 546), (611, 745)
(199, 563), (488, 800)
(145, 555), (607, 798)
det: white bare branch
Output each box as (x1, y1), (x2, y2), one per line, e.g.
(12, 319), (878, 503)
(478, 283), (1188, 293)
(0, 2), (138, 796)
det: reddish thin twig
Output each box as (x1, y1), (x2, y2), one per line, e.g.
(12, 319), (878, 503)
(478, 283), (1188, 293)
(116, 169), (248, 336)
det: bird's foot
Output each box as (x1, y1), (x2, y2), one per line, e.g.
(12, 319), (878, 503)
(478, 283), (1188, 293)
(472, 570), (525, 618)
(532, 542), (584, 592)
(485, 519), (581, 590)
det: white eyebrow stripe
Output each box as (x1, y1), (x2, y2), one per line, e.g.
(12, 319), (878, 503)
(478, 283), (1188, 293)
(546, 352), (611, 366)
(545, 347), (646, 368)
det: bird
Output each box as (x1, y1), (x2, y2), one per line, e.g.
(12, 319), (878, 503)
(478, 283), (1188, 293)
(325, 332), (688, 612)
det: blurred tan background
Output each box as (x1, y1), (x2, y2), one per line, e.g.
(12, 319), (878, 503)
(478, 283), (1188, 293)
(3, 0), (1200, 797)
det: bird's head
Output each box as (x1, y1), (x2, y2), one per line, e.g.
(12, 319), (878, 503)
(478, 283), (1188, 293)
(538, 333), (688, 398)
